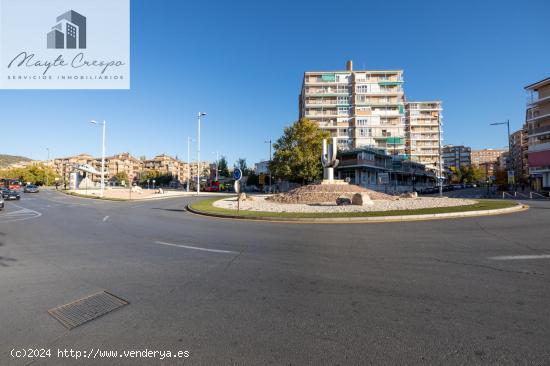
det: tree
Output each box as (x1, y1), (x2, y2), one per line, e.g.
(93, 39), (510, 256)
(235, 158), (248, 172)
(269, 118), (331, 183)
(217, 156), (230, 178)
(449, 166), (462, 183)
(0, 164), (58, 185)
(112, 172), (129, 184)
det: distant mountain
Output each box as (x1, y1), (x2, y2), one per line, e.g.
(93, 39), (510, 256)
(0, 154), (32, 169)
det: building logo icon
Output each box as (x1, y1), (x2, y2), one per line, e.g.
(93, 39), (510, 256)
(46, 10), (87, 49)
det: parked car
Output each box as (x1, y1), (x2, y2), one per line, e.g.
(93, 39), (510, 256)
(0, 195), (4, 210)
(24, 184), (39, 193)
(3, 190), (21, 200)
(0, 187), (9, 198)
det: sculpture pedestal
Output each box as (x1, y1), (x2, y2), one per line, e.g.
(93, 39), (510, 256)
(320, 179), (348, 185)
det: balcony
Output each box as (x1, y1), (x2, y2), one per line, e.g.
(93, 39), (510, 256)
(527, 124), (550, 137)
(306, 88), (351, 96)
(527, 93), (550, 107)
(526, 110), (550, 123)
(305, 111), (338, 117)
(527, 141), (550, 153)
(305, 99), (337, 106)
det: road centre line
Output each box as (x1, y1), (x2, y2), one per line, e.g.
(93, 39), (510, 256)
(154, 241), (238, 254)
(488, 254), (550, 261)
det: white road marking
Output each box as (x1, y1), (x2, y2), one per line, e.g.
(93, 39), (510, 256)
(488, 254), (550, 261)
(102, 216), (110, 222)
(0, 203), (42, 223)
(154, 240), (238, 254)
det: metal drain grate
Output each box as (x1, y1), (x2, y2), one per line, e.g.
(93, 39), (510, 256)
(48, 291), (129, 329)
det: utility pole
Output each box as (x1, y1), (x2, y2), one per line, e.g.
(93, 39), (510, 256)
(90, 120), (106, 198)
(46, 147), (50, 187)
(187, 136), (191, 192)
(264, 140), (272, 192)
(438, 115), (443, 197)
(196, 112), (206, 196)
(490, 119), (513, 191)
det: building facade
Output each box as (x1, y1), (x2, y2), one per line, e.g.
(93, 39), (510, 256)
(442, 145), (471, 170)
(511, 125), (529, 184)
(299, 61), (408, 155)
(104, 152), (144, 183)
(336, 147), (436, 192)
(299, 61), (442, 168)
(525, 76), (550, 189)
(143, 154), (187, 182)
(471, 149), (506, 167)
(49, 153), (210, 187)
(405, 101), (442, 169)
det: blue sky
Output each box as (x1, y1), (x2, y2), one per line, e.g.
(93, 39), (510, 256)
(1, 0), (549, 166)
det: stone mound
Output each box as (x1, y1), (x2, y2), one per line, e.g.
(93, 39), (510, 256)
(267, 183), (396, 204)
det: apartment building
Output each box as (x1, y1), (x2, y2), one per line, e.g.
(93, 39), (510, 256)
(442, 145), (471, 170)
(405, 101), (442, 169)
(299, 61), (407, 156)
(471, 149), (506, 166)
(105, 152), (144, 182)
(299, 60), (443, 168)
(525, 76), (550, 189)
(143, 154), (187, 181)
(50, 153), (209, 186)
(510, 126), (529, 183)
(52, 153), (99, 184)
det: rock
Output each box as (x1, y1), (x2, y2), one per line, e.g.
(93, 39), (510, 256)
(246, 195), (255, 201)
(336, 196), (352, 206)
(400, 192), (418, 199)
(238, 192), (247, 201)
(352, 192), (373, 206)
(131, 186), (143, 194)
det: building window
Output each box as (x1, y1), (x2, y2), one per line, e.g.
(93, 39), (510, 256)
(356, 85), (369, 93)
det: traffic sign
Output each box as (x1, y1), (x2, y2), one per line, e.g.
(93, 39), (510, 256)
(233, 168), (242, 181)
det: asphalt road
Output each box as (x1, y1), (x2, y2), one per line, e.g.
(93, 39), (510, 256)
(1, 190), (549, 365)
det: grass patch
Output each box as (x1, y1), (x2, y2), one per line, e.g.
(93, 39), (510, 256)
(189, 196), (519, 219)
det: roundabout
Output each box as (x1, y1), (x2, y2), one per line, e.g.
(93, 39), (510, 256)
(187, 195), (525, 223)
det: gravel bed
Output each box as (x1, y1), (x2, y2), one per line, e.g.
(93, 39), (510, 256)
(213, 195), (477, 213)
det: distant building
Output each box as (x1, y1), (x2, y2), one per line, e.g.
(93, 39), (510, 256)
(525, 76), (550, 190)
(143, 154), (188, 182)
(50, 153), (209, 186)
(442, 145), (471, 170)
(405, 101), (442, 169)
(471, 148), (506, 167)
(511, 126), (529, 183)
(104, 152), (144, 183)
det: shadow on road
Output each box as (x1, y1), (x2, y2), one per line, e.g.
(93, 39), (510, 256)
(150, 208), (187, 213)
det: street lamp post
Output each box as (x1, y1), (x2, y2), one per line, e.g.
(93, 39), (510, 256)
(187, 136), (192, 192)
(438, 115), (443, 197)
(490, 119), (512, 191)
(46, 147), (50, 187)
(90, 120), (106, 198)
(212, 151), (219, 181)
(264, 140), (272, 193)
(196, 112), (206, 196)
